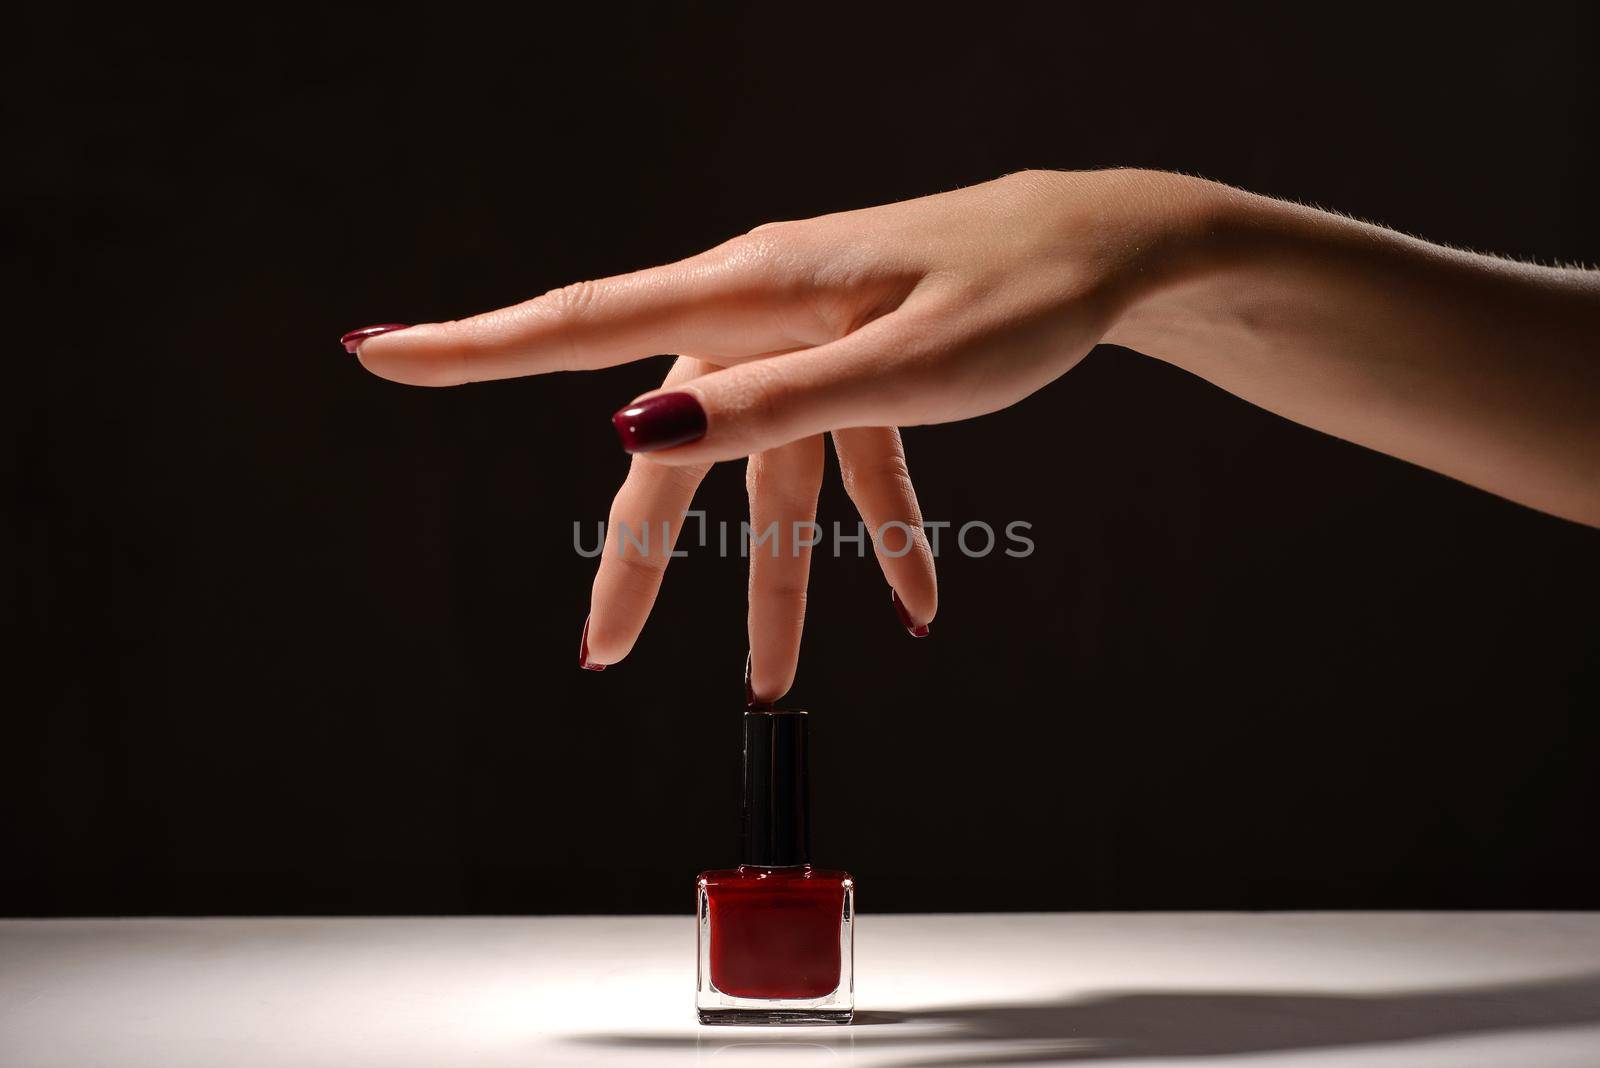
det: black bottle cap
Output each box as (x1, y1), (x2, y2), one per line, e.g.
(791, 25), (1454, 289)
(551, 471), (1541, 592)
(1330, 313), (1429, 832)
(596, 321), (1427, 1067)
(739, 709), (811, 867)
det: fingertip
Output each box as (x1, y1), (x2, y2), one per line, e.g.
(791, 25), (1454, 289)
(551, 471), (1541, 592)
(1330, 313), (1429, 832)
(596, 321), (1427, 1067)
(746, 644), (800, 707)
(891, 588), (933, 638)
(580, 607), (643, 668)
(882, 533), (938, 635)
(746, 671), (793, 707)
(352, 323), (469, 388)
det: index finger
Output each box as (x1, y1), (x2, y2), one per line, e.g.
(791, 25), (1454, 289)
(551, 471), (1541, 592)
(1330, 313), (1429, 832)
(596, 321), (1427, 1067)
(584, 357), (715, 666)
(351, 235), (805, 387)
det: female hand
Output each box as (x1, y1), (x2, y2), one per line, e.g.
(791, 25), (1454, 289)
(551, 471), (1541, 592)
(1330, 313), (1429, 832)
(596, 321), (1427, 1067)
(350, 167), (1600, 692)
(352, 169), (1165, 696)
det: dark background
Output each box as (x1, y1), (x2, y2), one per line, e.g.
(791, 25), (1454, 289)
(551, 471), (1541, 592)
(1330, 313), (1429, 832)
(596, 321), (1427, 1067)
(8, 3), (1599, 916)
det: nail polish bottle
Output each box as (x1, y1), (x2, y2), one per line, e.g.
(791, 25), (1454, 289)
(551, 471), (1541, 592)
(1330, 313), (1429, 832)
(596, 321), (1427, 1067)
(696, 710), (855, 1025)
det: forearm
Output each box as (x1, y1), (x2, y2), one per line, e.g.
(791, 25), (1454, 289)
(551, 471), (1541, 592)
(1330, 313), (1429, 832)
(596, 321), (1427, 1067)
(1104, 174), (1600, 527)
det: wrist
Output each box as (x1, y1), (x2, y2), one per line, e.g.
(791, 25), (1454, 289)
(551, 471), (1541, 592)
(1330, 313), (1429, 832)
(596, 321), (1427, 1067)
(1095, 170), (1262, 356)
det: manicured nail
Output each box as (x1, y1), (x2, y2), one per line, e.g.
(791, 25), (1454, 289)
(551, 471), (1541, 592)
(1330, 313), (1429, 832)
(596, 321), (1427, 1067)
(745, 652), (772, 710)
(579, 616), (606, 671)
(891, 589), (930, 638)
(340, 323), (411, 354)
(611, 392), (707, 454)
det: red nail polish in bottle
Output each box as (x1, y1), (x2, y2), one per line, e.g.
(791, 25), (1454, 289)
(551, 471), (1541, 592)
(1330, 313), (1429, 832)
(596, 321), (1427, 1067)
(696, 710), (854, 1025)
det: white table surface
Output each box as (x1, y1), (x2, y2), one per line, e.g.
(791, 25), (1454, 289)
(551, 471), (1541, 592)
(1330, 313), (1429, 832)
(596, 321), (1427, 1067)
(3, 913), (1598, 1067)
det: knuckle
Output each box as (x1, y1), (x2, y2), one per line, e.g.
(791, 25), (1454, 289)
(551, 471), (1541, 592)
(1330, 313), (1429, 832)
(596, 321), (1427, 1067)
(525, 280), (603, 367)
(631, 455), (711, 493)
(745, 458), (810, 510)
(714, 230), (820, 290)
(840, 452), (915, 500)
(754, 484), (822, 519)
(901, 523), (934, 558)
(716, 231), (785, 272)
(744, 451), (771, 496)
(609, 542), (670, 588)
(768, 582), (809, 606)
(539, 279), (601, 322)
(622, 545), (670, 578)
(750, 574), (810, 611)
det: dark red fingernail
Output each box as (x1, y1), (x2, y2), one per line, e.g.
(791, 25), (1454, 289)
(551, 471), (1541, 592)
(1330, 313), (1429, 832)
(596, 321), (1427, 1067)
(340, 323), (411, 354)
(611, 392), (707, 453)
(744, 651), (772, 710)
(891, 589), (930, 638)
(579, 616), (606, 671)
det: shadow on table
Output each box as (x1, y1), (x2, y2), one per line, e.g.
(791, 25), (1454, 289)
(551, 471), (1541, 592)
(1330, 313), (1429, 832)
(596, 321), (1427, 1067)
(570, 971), (1600, 1064)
